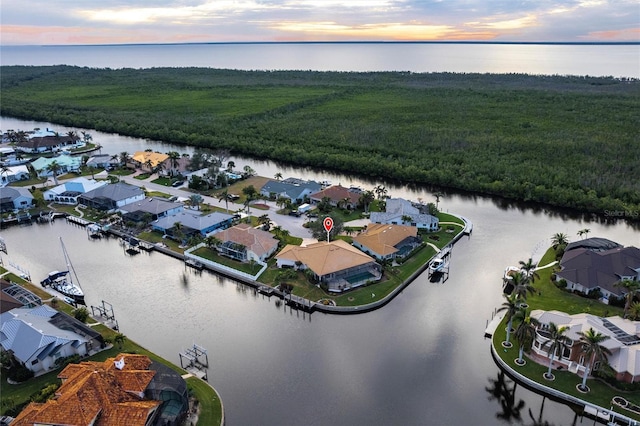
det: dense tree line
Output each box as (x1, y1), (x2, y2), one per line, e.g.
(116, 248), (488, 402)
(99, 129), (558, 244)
(1, 66), (638, 218)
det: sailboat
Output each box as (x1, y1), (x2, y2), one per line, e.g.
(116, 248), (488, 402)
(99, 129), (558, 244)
(40, 237), (86, 305)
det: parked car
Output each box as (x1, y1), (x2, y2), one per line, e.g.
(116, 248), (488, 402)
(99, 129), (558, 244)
(171, 180), (184, 187)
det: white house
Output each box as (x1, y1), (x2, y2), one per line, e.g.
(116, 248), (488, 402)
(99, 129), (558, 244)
(0, 305), (103, 374)
(370, 198), (439, 231)
(0, 164), (30, 186)
(43, 177), (109, 205)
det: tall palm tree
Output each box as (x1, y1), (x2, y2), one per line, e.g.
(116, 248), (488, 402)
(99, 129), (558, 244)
(629, 301), (640, 321)
(576, 327), (611, 392)
(551, 232), (569, 248)
(434, 191), (444, 210)
(614, 279), (640, 318)
(258, 214), (271, 230)
(167, 151), (180, 176)
(274, 172), (283, 181)
(189, 194), (204, 211)
(226, 161), (235, 172)
(218, 189), (234, 213)
(577, 228), (590, 239)
(359, 190), (375, 213)
(205, 235), (221, 250)
(374, 184), (387, 201)
(46, 160), (63, 185)
(541, 322), (569, 380)
(518, 257), (540, 281)
(513, 309), (540, 365)
(511, 272), (536, 303)
(119, 151), (129, 167)
(497, 293), (522, 348)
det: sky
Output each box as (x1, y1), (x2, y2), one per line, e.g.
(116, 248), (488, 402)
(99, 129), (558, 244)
(1, 0), (639, 45)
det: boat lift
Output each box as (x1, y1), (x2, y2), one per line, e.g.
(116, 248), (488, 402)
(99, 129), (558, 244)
(179, 343), (209, 381)
(90, 300), (119, 331)
(428, 244), (452, 283)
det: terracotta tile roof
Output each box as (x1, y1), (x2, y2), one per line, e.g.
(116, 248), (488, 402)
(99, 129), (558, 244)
(352, 224), (418, 256)
(277, 240), (375, 277)
(215, 223), (279, 259)
(309, 185), (360, 205)
(131, 151), (169, 168)
(12, 354), (161, 426)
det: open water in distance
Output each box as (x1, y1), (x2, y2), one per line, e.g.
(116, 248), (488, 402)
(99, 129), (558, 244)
(1, 117), (639, 425)
(1, 43), (638, 78)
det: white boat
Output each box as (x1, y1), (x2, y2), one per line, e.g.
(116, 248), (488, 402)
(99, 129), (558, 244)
(502, 266), (521, 295)
(429, 258), (445, 273)
(40, 238), (85, 305)
(87, 223), (103, 238)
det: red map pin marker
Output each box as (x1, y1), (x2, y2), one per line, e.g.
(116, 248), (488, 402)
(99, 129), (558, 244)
(323, 217), (334, 233)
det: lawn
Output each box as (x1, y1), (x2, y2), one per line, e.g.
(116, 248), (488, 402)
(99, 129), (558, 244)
(191, 246), (263, 275)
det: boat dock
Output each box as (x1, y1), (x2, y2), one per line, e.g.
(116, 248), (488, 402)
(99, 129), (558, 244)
(484, 309), (506, 338)
(185, 259), (204, 270)
(67, 216), (92, 227)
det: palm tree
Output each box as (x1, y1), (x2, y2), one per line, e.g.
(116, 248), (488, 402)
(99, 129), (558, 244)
(189, 194), (204, 211)
(551, 232), (569, 248)
(541, 322), (569, 380)
(434, 191), (444, 210)
(46, 160), (63, 185)
(614, 279), (640, 318)
(513, 309), (539, 365)
(359, 190), (375, 213)
(518, 257), (540, 281)
(226, 161), (235, 173)
(242, 165), (256, 177)
(274, 172), (283, 181)
(576, 327), (611, 392)
(258, 214), (271, 230)
(119, 151), (129, 167)
(374, 184), (388, 201)
(144, 159), (153, 173)
(167, 151), (180, 176)
(338, 197), (351, 210)
(114, 332), (126, 349)
(629, 302), (640, 321)
(511, 272), (536, 303)
(0, 164), (10, 185)
(205, 235), (221, 250)
(497, 293), (522, 348)
(577, 228), (590, 239)
(171, 221), (184, 241)
(218, 189), (234, 213)
(81, 131), (93, 143)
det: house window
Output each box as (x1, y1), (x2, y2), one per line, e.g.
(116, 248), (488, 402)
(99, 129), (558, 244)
(31, 359), (39, 365)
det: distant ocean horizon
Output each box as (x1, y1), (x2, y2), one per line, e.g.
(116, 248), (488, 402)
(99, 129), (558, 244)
(1, 41), (638, 78)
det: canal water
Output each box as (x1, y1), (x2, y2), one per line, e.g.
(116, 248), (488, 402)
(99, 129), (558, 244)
(1, 116), (639, 425)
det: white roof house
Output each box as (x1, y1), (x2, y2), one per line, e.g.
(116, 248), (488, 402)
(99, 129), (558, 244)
(0, 164), (30, 186)
(0, 305), (103, 374)
(43, 177), (108, 205)
(370, 198), (439, 231)
(531, 309), (640, 383)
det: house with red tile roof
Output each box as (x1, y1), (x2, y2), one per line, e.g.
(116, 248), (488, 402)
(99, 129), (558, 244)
(309, 185), (361, 209)
(11, 353), (188, 426)
(214, 223), (279, 262)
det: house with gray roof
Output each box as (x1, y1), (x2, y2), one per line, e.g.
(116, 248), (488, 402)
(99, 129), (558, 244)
(565, 237), (623, 253)
(0, 186), (34, 212)
(370, 198), (439, 231)
(152, 210), (234, 238)
(0, 305), (103, 374)
(86, 153), (120, 170)
(260, 178), (322, 203)
(78, 182), (145, 212)
(119, 197), (184, 222)
(43, 177), (108, 205)
(556, 245), (640, 302)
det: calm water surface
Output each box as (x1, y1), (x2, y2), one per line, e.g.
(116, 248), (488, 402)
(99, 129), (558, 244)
(1, 118), (638, 425)
(1, 43), (638, 78)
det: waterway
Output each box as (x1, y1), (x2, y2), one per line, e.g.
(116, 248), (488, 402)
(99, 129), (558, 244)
(1, 117), (639, 425)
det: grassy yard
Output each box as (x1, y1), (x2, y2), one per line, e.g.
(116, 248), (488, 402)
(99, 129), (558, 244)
(191, 246), (262, 275)
(0, 315), (223, 425)
(491, 247), (639, 422)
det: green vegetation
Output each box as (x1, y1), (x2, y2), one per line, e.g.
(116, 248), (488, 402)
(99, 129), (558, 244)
(492, 247), (639, 421)
(2, 66), (638, 217)
(192, 247), (262, 275)
(0, 281), (223, 425)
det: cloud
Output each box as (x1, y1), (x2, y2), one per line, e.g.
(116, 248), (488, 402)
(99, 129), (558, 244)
(1, 0), (638, 44)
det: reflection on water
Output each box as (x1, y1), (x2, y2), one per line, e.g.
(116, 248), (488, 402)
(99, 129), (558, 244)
(1, 116), (639, 425)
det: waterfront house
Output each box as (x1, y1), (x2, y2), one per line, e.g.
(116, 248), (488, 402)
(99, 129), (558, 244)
(214, 223), (279, 262)
(152, 210), (234, 239)
(0, 305), (104, 375)
(11, 353), (189, 426)
(77, 182), (145, 212)
(370, 198), (439, 231)
(119, 197), (184, 223)
(260, 178), (322, 203)
(555, 245), (640, 302)
(31, 155), (82, 178)
(352, 223), (422, 261)
(131, 151), (169, 173)
(0, 164), (30, 185)
(0, 186), (34, 212)
(530, 309), (640, 383)
(309, 184), (361, 209)
(276, 240), (382, 292)
(15, 133), (80, 154)
(43, 177), (108, 205)
(86, 153), (120, 170)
